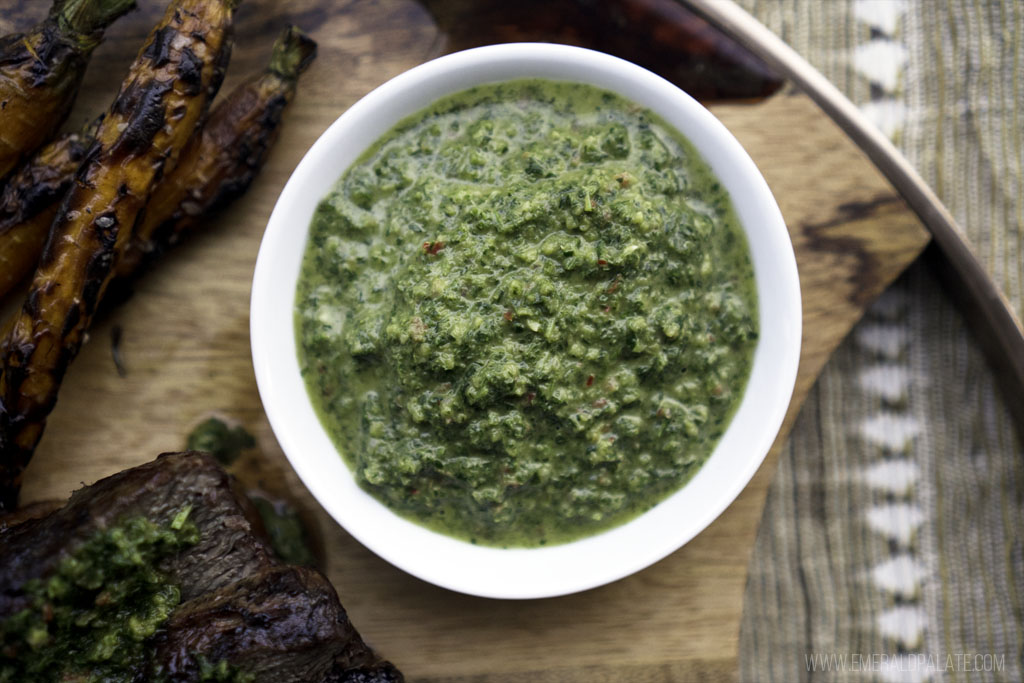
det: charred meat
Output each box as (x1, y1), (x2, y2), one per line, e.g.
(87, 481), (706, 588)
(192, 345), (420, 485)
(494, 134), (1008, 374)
(0, 452), (403, 682)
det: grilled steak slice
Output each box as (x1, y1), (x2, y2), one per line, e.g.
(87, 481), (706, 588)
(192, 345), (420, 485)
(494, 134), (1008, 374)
(0, 451), (275, 618)
(0, 498), (62, 528)
(153, 564), (387, 682)
(0, 452), (403, 681)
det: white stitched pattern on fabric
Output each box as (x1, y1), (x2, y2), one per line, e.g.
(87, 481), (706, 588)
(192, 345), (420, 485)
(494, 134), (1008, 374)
(871, 554), (928, 595)
(866, 503), (926, 545)
(852, 0), (909, 36)
(855, 323), (909, 359)
(860, 412), (923, 452)
(858, 363), (913, 402)
(877, 606), (928, 649)
(851, 2), (935, 671)
(860, 99), (910, 139)
(862, 459), (920, 494)
(853, 39), (909, 90)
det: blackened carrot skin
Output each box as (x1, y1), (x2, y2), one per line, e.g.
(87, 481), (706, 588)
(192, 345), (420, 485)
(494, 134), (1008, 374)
(0, 0), (136, 181)
(0, 27), (315, 303)
(115, 25), (317, 288)
(0, 0), (240, 511)
(0, 25), (316, 304)
(0, 118), (99, 299)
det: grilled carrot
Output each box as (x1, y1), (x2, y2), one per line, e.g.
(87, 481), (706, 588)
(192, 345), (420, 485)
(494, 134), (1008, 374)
(0, 0), (135, 181)
(0, 118), (99, 299)
(114, 25), (317, 288)
(0, 0), (240, 511)
(0, 26), (315, 303)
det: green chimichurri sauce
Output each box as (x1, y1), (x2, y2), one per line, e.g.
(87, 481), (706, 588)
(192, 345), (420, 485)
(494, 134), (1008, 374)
(0, 510), (254, 682)
(295, 79), (758, 547)
(0, 510), (198, 682)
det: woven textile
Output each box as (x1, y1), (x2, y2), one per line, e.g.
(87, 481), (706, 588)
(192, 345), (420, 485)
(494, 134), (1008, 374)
(735, 1), (1024, 681)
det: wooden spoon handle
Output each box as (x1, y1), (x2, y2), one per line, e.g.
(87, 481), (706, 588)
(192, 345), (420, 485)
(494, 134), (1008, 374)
(685, 0), (1024, 437)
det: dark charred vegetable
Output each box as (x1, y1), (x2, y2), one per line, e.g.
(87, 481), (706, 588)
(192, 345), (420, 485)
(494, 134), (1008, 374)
(114, 24), (317, 288)
(0, 0), (240, 512)
(421, 0), (782, 101)
(0, 0), (135, 181)
(0, 117), (99, 299)
(0, 27), (315, 303)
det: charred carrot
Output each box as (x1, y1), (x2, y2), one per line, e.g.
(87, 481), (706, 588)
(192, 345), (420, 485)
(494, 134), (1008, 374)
(0, 26), (315, 303)
(0, 0), (135, 181)
(0, 0), (240, 511)
(114, 25), (317, 288)
(0, 118), (99, 299)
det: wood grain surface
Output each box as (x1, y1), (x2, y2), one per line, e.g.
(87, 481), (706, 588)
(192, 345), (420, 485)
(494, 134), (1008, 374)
(1, 1), (929, 680)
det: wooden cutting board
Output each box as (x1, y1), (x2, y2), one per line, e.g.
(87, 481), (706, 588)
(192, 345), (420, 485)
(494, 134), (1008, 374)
(2, 1), (929, 680)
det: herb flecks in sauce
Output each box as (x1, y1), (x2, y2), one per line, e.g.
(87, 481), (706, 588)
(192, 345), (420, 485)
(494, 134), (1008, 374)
(296, 80), (758, 546)
(0, 510), (198, 681)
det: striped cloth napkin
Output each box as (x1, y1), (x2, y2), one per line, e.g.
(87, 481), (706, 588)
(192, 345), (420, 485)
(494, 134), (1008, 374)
(734, 1), (1023, 681)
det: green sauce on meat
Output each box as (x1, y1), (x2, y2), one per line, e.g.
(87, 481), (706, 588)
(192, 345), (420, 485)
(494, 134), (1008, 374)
(0, 509), (254, 682)
(295, 79), (758, 547)
(0, 510), (198, 682)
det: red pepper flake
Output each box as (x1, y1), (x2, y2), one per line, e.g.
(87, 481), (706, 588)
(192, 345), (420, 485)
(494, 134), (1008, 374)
(503, 310), (514, 322)
(410, 488), (419, 495)
(603, 305), (611, 313)
(711, 384), (725, 397)
(586, 375), (594, 387)
(607, 276), (621, 294)
(423, 240), (445, 255)
(597, 259), (608, 266)
(593, 398), (608, 409)
(525, 391), (536, 405)
(42, 603), (53, 622)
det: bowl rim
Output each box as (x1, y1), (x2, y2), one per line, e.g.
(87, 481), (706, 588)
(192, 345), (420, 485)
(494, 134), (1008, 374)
(251, 42), (801, 599)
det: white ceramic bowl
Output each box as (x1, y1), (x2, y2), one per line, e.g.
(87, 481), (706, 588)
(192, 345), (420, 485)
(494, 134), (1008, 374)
(251, 43), (800, 599)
